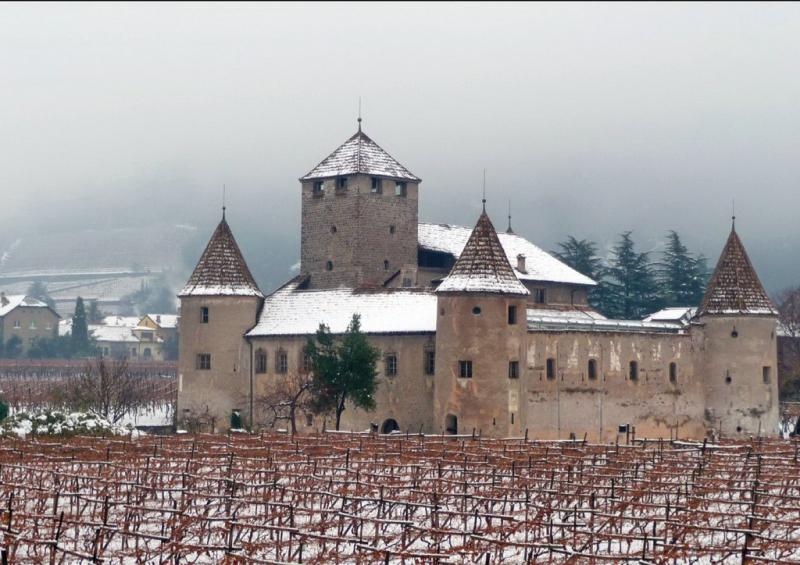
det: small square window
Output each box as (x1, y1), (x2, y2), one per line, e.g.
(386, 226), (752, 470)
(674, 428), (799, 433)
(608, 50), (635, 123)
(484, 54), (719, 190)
(385, 354), (397, 376)
(197, 354), (212, 370)
(508, 361), (519, 379)
(459, 360), (473, 379)
(312, 181), (324, 197)
(371, 177), (382, 193)
(424, 350), (435, 375)
(395, 181), (407, 197)
(13, 320), (20, 329)
(337, 177), (348, 191)
(201, 307), (209, 324)
(534, 289), (546, 304)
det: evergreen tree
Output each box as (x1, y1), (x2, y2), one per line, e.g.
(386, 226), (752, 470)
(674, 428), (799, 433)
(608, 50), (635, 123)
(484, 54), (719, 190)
(87, 300), (104, 324)
(605, 232), (661, 319)
(553, 236), (613, 314)
(306, 314), (380, 430)
(657, 231), (708, 306)
(71, 297), (90, 356)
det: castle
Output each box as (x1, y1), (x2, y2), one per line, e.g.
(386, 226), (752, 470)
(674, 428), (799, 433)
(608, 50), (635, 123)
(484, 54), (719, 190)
(177, 123), (780, 440)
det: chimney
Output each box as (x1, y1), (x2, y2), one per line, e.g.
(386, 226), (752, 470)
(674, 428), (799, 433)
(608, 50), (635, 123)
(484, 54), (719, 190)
(516, 254), (527, 273)
(156, 315), (161, 324)
(0, 292), (7, 307)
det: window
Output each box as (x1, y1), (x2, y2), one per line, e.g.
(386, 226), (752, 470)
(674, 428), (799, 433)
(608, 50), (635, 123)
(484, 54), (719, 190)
(383, 260), (390, 270)
(103, 347), (109, 357)
(669, 362), (677, 383)
(130, 348), (137, 357)
(371, 177), (382, 193)
(534, 289), (546, 304)
(312, 181), (324, 197)
(13, 320), (20, 329)
(197, 353), (211, 371)
(763, 366), (771, 384)
(458, 360), (473, 379)
(546, 358), (555, 380)
(256, 350), (267, 374)
(445, 414), (458, 434)
(629, 361), (638, 381)
(508, 305), (517, 325)
(402, 277), (412, 288)
(276, 350), (288, 374)
(29, 321), (36, 330)
(395, 181), (407, 197)
(424, 349), (435, 375)
(731, 326), (739, 338)
(306, 413), (313, 427)
(389, 225), (396, 234)
(201, 307), (209, 324)
(588, 359), (597, 381)
(508, 361), (519, 379)
(331, 225), (337, 234)
(302, 350), (312, 372)
(385, 354), (398, 376)
(336, 177), (348, 190)
(472, 306), (481, 316)
(326, 261), (334, 271)
(143, 348), (152, 359)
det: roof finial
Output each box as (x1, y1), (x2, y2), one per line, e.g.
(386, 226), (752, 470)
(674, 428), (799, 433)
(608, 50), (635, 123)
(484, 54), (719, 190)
(357, 97), (362, 132)
(506, 199), (514, 234)
(482, 168), (486, 213)
(222, 184), (226, 220)
(731, 198), (735, 231)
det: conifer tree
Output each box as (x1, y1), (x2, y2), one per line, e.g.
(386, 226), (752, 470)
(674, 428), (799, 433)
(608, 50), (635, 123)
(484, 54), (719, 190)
(657, 231), (708, 307)
(553, 236), (614, 314)
(71, 297), (90, 356)
(306, 314), (380, 430)
(605, 232), (661, 319)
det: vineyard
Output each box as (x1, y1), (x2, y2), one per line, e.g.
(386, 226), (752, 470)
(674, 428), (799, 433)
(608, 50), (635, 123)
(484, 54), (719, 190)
(0, 432), (798, 563)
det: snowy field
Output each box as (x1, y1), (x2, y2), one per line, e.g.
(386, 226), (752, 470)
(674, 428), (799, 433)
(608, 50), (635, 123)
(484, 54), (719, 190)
(0, 433), (798, 563)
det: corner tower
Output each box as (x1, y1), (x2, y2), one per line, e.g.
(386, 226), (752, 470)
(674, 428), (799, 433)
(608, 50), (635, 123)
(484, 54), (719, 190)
(299, 123), (420, 289)
(433, 210), (529, 438)
(177, 212), (263, 431)
(695, 220), (779, 437)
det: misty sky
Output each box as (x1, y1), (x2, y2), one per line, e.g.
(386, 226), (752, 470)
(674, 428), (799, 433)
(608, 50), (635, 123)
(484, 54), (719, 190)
(2, 2), (800, 293)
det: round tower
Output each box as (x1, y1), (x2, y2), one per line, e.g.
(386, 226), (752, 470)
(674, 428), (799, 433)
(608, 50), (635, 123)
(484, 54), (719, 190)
(694, 220), (780, 437)
(177, 211), (264, 432)
(433, 210), (529, 438)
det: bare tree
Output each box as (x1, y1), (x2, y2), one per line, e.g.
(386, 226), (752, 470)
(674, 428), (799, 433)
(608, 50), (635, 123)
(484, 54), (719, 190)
(257, 370), (314, 434)
(777, 286), (800, 400)
(61, 357), (145, 423)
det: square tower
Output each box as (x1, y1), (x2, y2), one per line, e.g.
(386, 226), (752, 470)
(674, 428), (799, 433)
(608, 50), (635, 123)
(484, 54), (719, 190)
(300, 127), (420, 289)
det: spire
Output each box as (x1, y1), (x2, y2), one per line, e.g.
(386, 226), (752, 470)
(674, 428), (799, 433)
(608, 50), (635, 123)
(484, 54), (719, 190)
(482, 169), (486, 213)
(506, 200), (514, 234)
(357, 97), (362, 132)
(697, 222), (775, 316)
(436, 211), (529, 295)
(222, 184), (226, 220)
(179, 216), (263, 298)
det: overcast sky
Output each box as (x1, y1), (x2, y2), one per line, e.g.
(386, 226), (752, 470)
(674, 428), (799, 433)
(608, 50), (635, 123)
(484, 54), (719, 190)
(2, 2), (799, 292)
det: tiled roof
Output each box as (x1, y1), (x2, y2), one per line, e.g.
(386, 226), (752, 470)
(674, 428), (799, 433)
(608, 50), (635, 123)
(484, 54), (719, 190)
(697, 226), (776, 316)
(436, 212), (530, 295)
(419, 223), (596, 287)
(179, 217), (263, 298)
(247, 279), (437, 337)
(301, 129), (420, 182)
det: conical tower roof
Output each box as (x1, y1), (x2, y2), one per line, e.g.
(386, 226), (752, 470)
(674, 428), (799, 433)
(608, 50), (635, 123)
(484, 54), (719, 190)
(697, 224), (775, 316)
(436, 211), (529, 295)
(179, 216), (263, 298)
(301, 128), (420, 182)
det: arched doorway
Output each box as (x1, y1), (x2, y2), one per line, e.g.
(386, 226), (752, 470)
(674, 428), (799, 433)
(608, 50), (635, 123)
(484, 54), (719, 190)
(381, 419), (400, 434)
(445, 414), (458, 435)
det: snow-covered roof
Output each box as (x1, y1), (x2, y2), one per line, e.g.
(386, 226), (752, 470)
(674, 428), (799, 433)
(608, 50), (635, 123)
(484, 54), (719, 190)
(528, 309), (685, 334)
(179, 217), (263, 298)
(144, 314), (179, 329)
(247, 279), (437, 337)
(301, 129), (420, 182)
(643, 307), (697, 325)
(697, 226), (776, 316)
(419, 223), (596, 287)
(90, 325), (140, 343)
(0, 294), (51, 318)
(436, 212), (530, 295)
(102, 315), (141, 327)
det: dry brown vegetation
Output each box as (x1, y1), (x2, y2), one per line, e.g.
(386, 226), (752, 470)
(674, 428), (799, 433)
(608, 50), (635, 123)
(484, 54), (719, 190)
(0, 432), (798, 563)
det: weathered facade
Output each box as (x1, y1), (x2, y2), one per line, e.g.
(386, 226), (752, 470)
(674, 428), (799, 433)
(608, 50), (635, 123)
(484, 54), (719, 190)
(178, 125), (781, 440)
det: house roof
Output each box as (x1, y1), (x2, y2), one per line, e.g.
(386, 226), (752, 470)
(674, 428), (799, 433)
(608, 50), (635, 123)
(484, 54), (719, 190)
(102, 315), (142, 327)
(436, 212), (530, 295)
(697, 225), (776, 316)
(0, 294), (53, 318)
(179, 217), (263, 298)
(247, 279), (437, 337)
(418, 223), (596, 287)
(643, 307), (697, 325)
(527, 309), (686, 334)
(144, 314), (179, 329)
(300, 129), (420, 182)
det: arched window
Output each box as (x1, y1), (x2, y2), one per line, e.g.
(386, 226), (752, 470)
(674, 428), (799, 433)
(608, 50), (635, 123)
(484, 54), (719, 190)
(588, 359), (597, 380)
(381, 419), (400, 434)
(326, 261), (333, 271)
(255, 349), (267, 374)
(629, 361), (639, 381)
(383, 259), (390, 270)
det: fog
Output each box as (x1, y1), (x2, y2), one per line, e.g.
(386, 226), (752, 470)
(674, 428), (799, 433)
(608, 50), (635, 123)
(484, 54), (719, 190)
(2, 2), (799, 294)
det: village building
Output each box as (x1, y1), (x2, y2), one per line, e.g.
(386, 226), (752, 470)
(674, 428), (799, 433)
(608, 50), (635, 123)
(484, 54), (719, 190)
(0, 293), (60, 355)
(177, 124), (781, 440)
